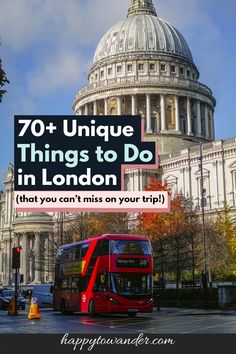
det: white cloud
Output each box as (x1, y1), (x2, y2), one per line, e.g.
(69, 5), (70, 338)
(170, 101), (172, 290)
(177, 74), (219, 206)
(0, 0), (129, 93)
(27, 50), (84, 94)
(0, 0), (231, 96)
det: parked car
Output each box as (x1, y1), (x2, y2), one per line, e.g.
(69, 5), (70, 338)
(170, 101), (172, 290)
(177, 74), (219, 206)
(32, 284), (53, 308)
(0, 289), (26, 310)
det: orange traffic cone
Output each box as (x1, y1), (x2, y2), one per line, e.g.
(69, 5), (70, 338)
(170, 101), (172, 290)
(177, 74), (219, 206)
(28, 297), (41, 320)
(8, 296), (18, 316)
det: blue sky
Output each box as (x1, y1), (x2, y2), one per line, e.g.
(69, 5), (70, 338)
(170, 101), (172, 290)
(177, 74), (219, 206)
(0, 0), (236, 188)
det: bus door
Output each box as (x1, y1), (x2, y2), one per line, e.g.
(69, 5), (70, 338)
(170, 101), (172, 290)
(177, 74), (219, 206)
(93, 271), (110, 312)
(70, 277), (82, 312)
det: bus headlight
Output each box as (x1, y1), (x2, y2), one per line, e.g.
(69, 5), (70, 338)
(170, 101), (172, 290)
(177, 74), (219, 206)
(147, 298), (154, 304)
(106, 296), (119, 305)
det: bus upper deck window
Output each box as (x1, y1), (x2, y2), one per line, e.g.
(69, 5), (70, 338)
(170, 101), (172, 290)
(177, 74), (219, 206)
(81, 243), (90, 258)
(56, 248), (63, 262)
(75, 245), (81, 260)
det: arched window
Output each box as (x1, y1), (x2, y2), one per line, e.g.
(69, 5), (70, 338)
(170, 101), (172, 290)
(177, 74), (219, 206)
(166, 97), (176, 130)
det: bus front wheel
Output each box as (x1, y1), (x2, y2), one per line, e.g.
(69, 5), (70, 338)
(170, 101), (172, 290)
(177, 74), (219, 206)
(60, 299), (66, 315)
(60, 299), (73, 315)
(89, 299), (96, 316)
(128, 312), (137, 318)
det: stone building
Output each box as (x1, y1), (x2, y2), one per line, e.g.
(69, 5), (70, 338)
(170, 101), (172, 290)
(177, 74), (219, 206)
(0, 0), (235, 285)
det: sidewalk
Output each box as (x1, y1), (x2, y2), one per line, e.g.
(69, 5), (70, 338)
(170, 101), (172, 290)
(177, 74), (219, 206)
(158, 307), (236, 316)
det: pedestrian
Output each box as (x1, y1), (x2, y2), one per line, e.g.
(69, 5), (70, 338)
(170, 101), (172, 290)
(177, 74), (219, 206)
(28, 289), (32, 304)
(155, 291), (161, 311)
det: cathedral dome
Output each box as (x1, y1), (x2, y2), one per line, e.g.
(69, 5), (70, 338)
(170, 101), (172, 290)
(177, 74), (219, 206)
(93, 1), (193, 65)
(73, 0), (216, 156)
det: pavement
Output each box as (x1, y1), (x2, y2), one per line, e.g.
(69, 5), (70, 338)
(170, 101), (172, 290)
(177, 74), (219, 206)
(0, 306), (236, 334)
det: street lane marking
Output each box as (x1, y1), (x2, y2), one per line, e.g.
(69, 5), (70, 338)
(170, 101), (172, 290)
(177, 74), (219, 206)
(136, 317), (216, 333)
(182, 320), (236, 334)
(69, 320), (137, 332)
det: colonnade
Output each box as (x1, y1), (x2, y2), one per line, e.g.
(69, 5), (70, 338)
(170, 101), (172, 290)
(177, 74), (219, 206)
(76, 93), (214, 140)
(17, 231), (54, 284)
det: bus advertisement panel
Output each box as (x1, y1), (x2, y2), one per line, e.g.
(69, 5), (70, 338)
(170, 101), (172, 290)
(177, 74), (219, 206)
(53, 234), (153, 317)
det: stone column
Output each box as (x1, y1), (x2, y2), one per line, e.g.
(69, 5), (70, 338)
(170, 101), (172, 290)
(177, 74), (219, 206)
(187, 97), (192, 135)
(160, 94), (166, 132)
(77, 108), (82, 116)
(35, 232), (41, 283)
(93, 100), (98, 115)
(211, 109), (215, 140)
(22, 233), (29, 284)
(205, 104), (209, 138)
(104, 98), (108, 115)
(84, 104), (89, 115)
(117, 96), (122, 115)
(146, 94), (152, 133)
(196, 100), (202, 136)
(49, 232), (55, 282)
(44, 235), (49, 282)
(174, 96), (180, 132)
(131, 94), (137, 116)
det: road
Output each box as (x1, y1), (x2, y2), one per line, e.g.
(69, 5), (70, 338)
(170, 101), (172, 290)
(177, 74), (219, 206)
(0, 306), (236, 334)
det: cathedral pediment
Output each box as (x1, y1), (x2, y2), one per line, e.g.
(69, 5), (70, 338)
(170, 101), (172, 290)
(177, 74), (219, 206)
(165, 174), (178, 183)
(229, 161), (236, 169)
(195, 168), (210, 176)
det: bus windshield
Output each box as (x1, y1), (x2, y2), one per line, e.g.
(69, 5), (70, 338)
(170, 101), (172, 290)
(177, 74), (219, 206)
(111, 273), (152, 296)
(110, 240), (151, 255)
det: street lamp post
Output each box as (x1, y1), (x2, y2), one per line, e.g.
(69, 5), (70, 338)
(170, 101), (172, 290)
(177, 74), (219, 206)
(199, 143), (209, 307)
(199, 143), (207, 274)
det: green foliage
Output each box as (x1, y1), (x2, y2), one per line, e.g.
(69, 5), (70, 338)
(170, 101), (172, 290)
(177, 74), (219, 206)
(0, 43), (9, 102)
(214, 203), (236, 278)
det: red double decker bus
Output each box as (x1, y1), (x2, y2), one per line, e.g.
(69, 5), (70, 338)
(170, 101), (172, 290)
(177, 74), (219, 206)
(53, 234), (153, 316)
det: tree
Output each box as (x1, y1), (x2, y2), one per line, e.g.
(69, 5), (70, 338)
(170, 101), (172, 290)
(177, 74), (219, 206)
(68, 212), (133, 240)
(213, 204), (236, 279)
(138, 176), (201, 286)
(68, 213), (107, 241)
(201, 220), (231, 281)
(0, 43), (9, 102)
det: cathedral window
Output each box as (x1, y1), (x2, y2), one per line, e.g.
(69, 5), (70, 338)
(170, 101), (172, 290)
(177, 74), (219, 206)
(1, 253), (4, 272)
(100, 70), (104, 78)
(117, 65), (122, 73)
(171, 65), (176, 73)
(187, 69), (190, 78)
(233, 171), (236, 192)
(127, 64), (133, 72)
(180, 67), (184, 75)
(138, 63), (144, 71)
(149, 63), (155, 71)
(108, 67), (112, 75)
(166, 97), (176, 130)
(161, 64), (166, 71)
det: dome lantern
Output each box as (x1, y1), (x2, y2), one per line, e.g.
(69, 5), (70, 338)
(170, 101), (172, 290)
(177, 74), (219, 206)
(128, 0), (157, 17)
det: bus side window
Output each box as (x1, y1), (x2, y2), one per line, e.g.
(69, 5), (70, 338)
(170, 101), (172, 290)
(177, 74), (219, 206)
(54, 279), (61, 291)
(94, 272), (108, 292)
(81, 243), (90, 259)
(62, 247), (71, 261)
(80, 275), (89, 292)
(61, 279), (68, 290)
(100, 239), (109, 255)
(72, 278), (81, 292)
(94, 239), (109, 256)
(75, 246), (81, 260)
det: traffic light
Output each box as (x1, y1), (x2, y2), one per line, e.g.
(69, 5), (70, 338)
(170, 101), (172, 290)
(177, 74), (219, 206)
(12, 246), (22, 269)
